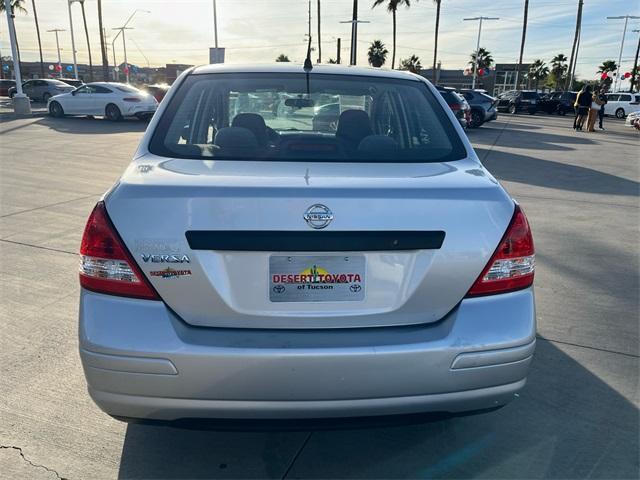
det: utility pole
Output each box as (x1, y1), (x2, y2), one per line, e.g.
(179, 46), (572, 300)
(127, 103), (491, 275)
(607, 15), (640, 92)
(463, 16), (499, 90)
(66, 0), (78, 79)
(514, 0), (529, 91)
(630, 30), (639, 93)
(317, 0), (321, 63)
(337, 37), (341, 64)
(340, 0), (369, 65)
(4, 0), (30, 113)
(213, 0), (218, 48)
(566, 0), (583, 91)
(47, 29), (65, 78)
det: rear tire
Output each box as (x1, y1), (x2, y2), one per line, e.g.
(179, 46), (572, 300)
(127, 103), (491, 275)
(469, 110), (483, 128)
(615, 108), (625, 119)
(49, 101), (64, 118)
(105, 103), (122, 121)
(508, 104), (517, 115)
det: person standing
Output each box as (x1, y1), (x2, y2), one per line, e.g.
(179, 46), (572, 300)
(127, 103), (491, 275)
(575, 85), (592, 131)
(573, 86), (584, 130)
(586, 89), (602, 132)
(598, 89), (607, 130)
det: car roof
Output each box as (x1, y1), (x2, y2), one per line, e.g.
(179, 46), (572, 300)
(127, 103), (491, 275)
(191, 63), (424, 82)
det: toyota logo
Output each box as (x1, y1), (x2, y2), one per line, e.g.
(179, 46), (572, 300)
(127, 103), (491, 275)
(303, 204), (333, 229)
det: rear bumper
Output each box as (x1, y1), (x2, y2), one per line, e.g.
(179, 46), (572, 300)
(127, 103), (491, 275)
(79, 287), (536, 421)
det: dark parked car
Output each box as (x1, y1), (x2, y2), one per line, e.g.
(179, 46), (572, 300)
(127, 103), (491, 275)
(8, 78), (75, 102)
(495, 90), (540, 115)
(437, 86), (470, 128)
(539, 91), (577, 115)
(0, 79), (16, 97)
(142, 84), (170, 103)
(460, 89), (498, 127)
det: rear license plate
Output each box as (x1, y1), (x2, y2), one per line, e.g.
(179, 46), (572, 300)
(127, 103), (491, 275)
(269, 255), (365, 302)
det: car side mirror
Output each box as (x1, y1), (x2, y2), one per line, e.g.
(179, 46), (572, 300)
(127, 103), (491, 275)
(71, 90), (77, 96)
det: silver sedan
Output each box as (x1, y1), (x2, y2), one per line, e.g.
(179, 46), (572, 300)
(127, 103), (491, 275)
(78, 64), (536, 424)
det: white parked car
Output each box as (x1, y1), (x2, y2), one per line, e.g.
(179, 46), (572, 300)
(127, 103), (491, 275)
(48, 82), (158, 121)
(604, 92), (640, 119)
(625, 111), (640, 129)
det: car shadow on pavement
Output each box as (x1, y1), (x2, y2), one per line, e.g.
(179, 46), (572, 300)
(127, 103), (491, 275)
(117, 340), (638, 479)
(476, 148), (639, 196)
(36, 115), (148, 135)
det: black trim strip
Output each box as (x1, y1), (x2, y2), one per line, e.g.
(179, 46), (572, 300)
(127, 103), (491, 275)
(186, 231), (445, 252)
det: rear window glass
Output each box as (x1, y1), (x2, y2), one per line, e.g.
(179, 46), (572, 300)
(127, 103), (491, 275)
(521, 92), (539, 100)
(150, 73), (466, 163)
(115, 85), (140, 93)
(48, 80), (69, 86)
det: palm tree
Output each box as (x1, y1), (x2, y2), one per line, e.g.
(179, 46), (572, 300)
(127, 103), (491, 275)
(276, 54), (291, 62)
(0, 1), (28, 78)
(550, 54), (568, 90)
(367, 40), (388, 67)
(597, 60), (617, 74)
(515, 0), (529, 89)
(566, 0), (583, 90)
(469, 47), (493, 72)
(97, 0), (109, 81)
(29, 0), (44, 78)
(399, 54), (422, 73)
(78, 0), (93, 81)
(372, 0), (415, 70)
(432, 0), (441, 83)
(528, 59), (548, 91)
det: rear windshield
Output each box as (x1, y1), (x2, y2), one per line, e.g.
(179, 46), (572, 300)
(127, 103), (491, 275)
(149, 73), (466, 163)
(115, 85), (140, 93)
(521, 92), (539, 100)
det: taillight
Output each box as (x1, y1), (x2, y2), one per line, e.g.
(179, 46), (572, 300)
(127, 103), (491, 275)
(466, 205), (535, 297)
(79, 202), (160, 300)
(123, 97), (141, 102)
(449, 103), (461, 111)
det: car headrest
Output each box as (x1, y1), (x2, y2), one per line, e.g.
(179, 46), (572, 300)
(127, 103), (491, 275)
(358, 135), (399, 156)
(232, 113), (269, 146)
(336, 109), (373, 143)
(214, 127), (258, 156)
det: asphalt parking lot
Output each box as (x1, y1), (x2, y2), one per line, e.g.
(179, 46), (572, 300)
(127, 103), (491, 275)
(0, 111), (638, 479)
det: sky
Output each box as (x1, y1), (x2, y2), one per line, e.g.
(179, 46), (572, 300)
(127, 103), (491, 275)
(1, 0), (639, 86)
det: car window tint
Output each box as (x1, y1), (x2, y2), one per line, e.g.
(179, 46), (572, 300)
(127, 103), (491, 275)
(607, 94), (619, 101)
(116, 85), (141, 93)
(618, 94), (631, 102)
(150, 73), (466, 163)
(92, 86), (112, 94)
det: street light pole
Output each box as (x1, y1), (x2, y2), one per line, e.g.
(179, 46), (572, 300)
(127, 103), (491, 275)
(111, 10), (150, 81)
(464, 16), (499, 90)
(66, 0), (78, 79)
(607, 15), (640, 92)
(47, 29), (65, 78)
(113, 26), (133, 83)
(4, 0), (30, 113)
